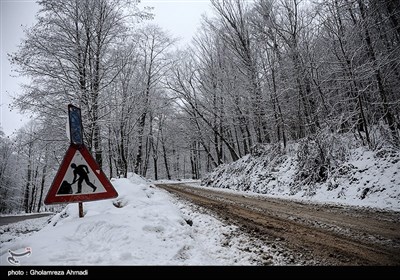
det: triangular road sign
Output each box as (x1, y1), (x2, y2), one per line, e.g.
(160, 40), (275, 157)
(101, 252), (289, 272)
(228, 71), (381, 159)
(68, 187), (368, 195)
(44, 145), (118, 205)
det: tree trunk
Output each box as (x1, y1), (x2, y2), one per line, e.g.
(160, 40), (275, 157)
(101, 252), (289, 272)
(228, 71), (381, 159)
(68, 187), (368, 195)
(108, 126), (114, 178)
(134, 112), (146, 175)
(357, 0), (399, 145)
(29, 165), (39, 213)
(23, 146), (32, 213)
(37, 156), (48, 213)
(162, 138), (171, 180)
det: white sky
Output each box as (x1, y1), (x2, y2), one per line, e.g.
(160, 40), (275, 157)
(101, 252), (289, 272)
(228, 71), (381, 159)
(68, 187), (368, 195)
(0, 0), (212, 137)
(0, 0), (38, 137)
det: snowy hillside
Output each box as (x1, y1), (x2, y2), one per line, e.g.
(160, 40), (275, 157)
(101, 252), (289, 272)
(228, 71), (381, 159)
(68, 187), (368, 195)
(202, 133), (400, 212)
(0, 174), (281, 266)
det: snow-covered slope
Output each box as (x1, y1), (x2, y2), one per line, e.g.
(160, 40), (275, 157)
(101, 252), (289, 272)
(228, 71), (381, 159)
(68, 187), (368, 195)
(202, 134), (400, 211)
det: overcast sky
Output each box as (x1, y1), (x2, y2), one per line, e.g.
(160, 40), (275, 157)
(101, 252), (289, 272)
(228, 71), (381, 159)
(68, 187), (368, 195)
(0, 0), (212, 137)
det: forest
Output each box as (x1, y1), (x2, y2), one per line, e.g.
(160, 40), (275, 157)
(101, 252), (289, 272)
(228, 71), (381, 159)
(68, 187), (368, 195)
(0, 0), (399, 214)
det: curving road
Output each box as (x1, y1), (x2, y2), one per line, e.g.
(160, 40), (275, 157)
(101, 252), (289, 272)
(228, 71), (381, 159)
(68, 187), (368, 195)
(156, 183), (400, 265)
(0, 213), (53, 227)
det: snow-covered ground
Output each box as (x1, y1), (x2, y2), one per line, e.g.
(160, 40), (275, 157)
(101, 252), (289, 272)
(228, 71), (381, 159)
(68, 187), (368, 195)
(0, 174), (280, 266)
(202, 142), (400, 212)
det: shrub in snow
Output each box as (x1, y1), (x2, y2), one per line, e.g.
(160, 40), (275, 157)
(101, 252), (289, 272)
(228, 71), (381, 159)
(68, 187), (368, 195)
(292, 131), (359, 189)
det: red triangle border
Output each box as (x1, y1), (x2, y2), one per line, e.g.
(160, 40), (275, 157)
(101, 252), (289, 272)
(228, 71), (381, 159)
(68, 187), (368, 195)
(44, 145), (118, 205)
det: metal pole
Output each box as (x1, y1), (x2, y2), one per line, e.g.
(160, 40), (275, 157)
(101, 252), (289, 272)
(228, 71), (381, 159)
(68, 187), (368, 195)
(79, 202), (84, 218)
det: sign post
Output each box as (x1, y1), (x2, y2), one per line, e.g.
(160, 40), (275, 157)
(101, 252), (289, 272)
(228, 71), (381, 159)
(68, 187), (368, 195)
(44, 104), (118, 218)
(68, 105), (84, 218)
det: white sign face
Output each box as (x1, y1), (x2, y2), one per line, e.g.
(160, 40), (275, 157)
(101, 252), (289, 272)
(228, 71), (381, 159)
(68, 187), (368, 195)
(56, 150), (106, 196)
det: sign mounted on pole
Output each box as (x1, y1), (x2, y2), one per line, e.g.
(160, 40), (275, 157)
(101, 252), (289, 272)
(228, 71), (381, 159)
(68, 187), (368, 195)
(44, 104), (118, 205)
(68, 104), (84, 146)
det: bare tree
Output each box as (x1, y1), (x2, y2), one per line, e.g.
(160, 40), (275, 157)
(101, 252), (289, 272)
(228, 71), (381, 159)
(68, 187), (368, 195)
(0, 130), (23, 213)
(133, 25), (176, 176)
(210, 0), (269, 144)
(10, 0), (147, 168)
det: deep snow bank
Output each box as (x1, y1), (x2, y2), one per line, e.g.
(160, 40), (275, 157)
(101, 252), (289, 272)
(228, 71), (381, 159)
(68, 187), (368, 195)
(202, 134), (400, 211)
(1, 173), (193, 265)
(1, 173), (274, 265)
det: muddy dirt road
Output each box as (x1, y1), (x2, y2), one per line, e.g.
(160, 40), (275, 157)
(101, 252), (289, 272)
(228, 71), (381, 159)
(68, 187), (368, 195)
(156, 183), (400, 265)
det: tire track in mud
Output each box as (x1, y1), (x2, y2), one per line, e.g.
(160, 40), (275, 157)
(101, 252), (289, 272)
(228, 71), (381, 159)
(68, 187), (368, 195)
(156, 183), (400, 265)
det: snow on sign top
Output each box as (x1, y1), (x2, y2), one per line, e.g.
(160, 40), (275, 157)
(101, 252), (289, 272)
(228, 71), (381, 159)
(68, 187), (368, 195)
(44, 145), (118, 204)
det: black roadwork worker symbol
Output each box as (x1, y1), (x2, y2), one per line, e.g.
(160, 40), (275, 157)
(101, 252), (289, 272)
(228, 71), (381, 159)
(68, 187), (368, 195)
(70, 163), (97, 193)
(57, 180), (73, 195)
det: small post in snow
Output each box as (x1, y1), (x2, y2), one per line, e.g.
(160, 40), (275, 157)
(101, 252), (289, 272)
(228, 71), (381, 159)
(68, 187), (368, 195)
(78, 202), (84, 218)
